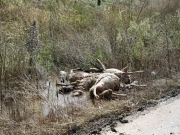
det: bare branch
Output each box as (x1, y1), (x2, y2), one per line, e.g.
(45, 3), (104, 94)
(96, 59), (106, 71)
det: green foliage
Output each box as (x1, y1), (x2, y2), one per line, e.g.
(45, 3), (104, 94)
(1, 0), (180, 82)
(38, 47), (54, 71)
(1, 0), (180, 134)
(127, 19), (150, 59)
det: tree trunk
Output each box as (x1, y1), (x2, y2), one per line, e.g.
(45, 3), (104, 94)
(97, 0), (101, 6)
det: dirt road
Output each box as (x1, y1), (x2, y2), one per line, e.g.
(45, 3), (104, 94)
(101, 95), (180, 135)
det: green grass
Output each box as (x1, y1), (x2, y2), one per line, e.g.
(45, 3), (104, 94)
(1, 0), (180, 134)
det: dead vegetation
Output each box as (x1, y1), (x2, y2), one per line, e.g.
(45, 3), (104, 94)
(1, 0), (180, 134)
(1, 61), (180, 134)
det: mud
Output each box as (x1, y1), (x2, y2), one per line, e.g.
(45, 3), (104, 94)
(101, 91), (180, 135)
(38, 75), (180, 135)
(40, 78), (88, 116)
(63, 87), (180, 135)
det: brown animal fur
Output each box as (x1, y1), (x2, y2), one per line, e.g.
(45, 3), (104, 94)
(68, 72), (90, 82)
(113, 63), (131, 84)
(89, 68), (102, 73)
(99, 89), (113, 100)
(76, 76), (97, 91)
(104, 64), (131, 84)
(121, 63), (131, 84)
(99, 89), (127, 100)
(89, 73), (120, 100)
(71, 90), (84, 97)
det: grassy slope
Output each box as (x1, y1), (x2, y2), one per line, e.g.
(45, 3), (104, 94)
(1, 0), (180, 134)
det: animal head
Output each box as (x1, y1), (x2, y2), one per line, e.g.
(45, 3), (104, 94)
(59, 70), (68, 83)
(114, 72), (131, 84)
(122, 63), (131, 72)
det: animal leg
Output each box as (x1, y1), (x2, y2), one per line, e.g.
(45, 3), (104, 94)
(93, 87), (99, 99)
(112, 93), (127, 98)
(99, 89), (113, 100)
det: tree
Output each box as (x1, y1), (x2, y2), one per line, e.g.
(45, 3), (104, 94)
(97, 0), (101, 6)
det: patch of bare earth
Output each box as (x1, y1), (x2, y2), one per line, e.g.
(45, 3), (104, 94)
(1, 73), (180, 135)
(63, 78), (180, 135)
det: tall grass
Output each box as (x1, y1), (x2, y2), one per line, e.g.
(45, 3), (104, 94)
(0, 0), (180, 134)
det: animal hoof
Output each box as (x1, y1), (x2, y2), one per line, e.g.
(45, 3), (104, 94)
(95, 95), (99, 99)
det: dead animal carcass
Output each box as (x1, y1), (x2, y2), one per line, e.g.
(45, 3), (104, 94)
(89, 73), (127, 102)
(59, 85), (74, 94)
(68, 71), (90, 83)
(105, 63), (131, 84)
(59, 71), (68, 83)
(71, 90), (84, 97)
(74, 75), (99, 91)
(98, 89), (127, 100)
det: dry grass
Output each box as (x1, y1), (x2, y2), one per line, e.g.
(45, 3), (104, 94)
(1, 75), (180, 134)
(1, 0), (180, 134)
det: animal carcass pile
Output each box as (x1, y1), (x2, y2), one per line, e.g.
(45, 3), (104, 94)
(57, 59), (145, 103)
